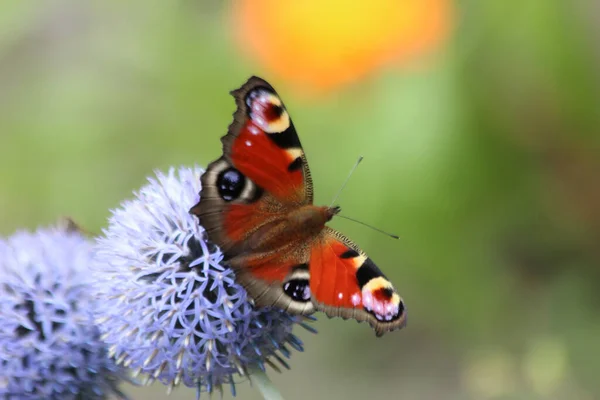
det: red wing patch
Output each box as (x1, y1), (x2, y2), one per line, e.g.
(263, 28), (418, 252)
(309, 228), (406, 336)
(230, 120), (304, 202)
(309, 237), (361, 309)
(223, 202), (266, 242)
(227, 77), (311, 205)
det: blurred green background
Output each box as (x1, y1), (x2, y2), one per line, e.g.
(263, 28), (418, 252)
(1, 1), (599, 399)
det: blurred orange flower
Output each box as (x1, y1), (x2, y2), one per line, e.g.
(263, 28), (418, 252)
(232, 0), (453, 93)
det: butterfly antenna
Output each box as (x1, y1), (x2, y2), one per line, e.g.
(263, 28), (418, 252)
(336, 214), (400, 239)
(329, 156), (363, 207)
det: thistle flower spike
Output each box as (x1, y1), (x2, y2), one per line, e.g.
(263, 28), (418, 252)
(0, 225), (126, 399)
(92, 166), (315, 397)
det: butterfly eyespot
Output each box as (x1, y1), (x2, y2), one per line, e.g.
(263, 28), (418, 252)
(376, 287), (394, 300)
(245, 88), (291, 134)
(283, 279), (311, 302)
(217, 167), (245, 202)
(266, 103), (284, 119)
(361, 285), (403, 322)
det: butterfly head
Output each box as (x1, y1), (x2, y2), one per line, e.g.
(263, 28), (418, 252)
(326, 206), (341, 221)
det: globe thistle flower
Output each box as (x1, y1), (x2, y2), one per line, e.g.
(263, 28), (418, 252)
(0, 225), (126, 400)
(92, 166), (315, 397)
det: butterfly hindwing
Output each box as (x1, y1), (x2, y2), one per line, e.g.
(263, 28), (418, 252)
(231, 247), (315, 315)
(310, 228), (406, 336)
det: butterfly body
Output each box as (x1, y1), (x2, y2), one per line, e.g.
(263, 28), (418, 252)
(250, 205), (337, 251)
(191, 76), (406, 336)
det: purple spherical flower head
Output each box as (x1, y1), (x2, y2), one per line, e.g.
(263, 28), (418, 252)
(0, 225), (126, 400)
(92, 166), (315, 397)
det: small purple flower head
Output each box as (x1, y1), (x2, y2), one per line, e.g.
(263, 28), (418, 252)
(92, 166), (314, 396)
(0, 225), (125, 400)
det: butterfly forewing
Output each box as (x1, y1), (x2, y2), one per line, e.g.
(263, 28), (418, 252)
(224, 76), (313, 204)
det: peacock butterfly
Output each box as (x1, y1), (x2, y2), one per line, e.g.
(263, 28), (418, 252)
(190, 76), (406, 336)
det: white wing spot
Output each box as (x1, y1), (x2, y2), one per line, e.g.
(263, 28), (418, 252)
(245, 140), (252, 147)
(253, 115), (267, 130)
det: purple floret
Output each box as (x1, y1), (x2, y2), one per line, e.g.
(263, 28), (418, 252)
(92, 166), (315, 397)
(0, 227), (126, 400)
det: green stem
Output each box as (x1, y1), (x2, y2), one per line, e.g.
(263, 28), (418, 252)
(250, 368), (284, 400)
